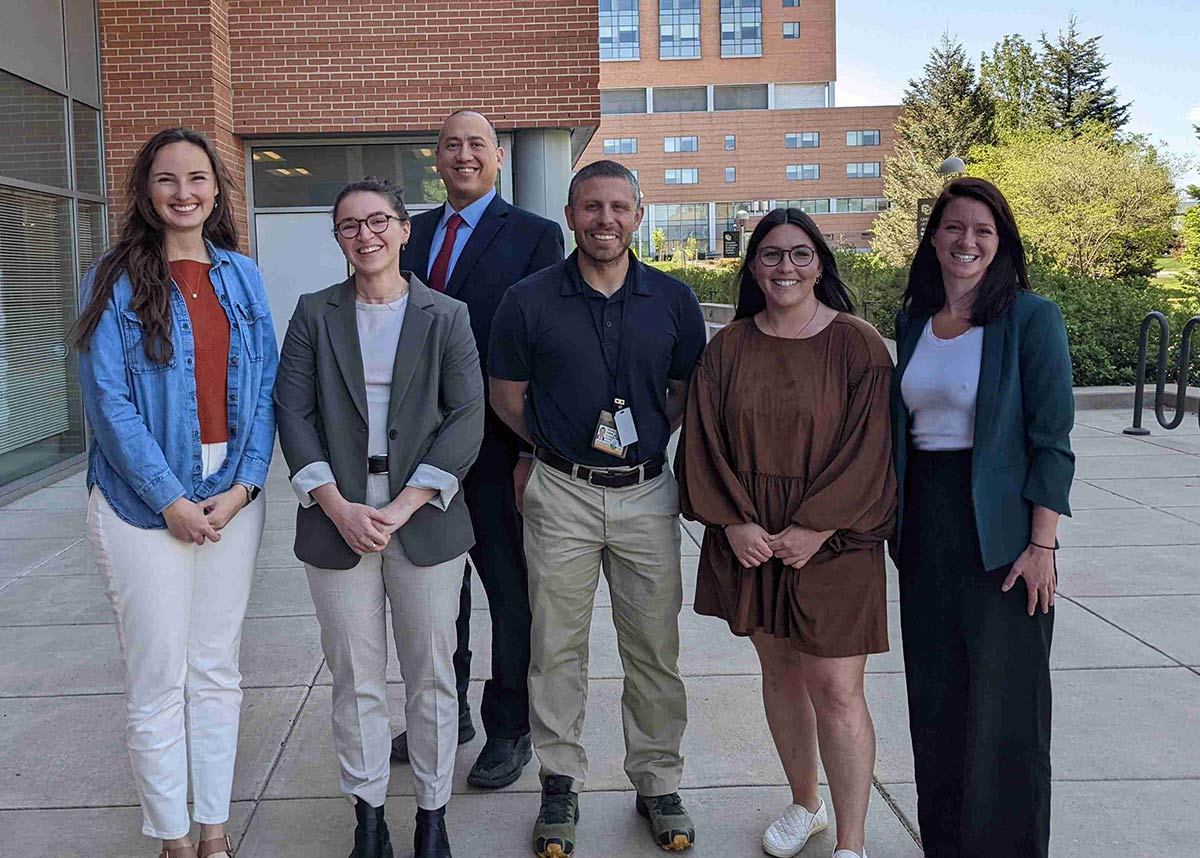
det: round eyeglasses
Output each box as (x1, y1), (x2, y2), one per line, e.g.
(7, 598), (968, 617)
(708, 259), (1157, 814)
(333, 212), (404, 239)
(756, 245), (816, 268)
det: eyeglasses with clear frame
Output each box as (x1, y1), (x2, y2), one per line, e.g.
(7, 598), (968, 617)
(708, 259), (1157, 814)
(333, 212), (404, 239)
(756, 245), (817, 268)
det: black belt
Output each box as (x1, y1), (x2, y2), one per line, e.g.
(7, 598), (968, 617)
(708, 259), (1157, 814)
(535, 448), (665, 489)
(367, 455), (389, 475)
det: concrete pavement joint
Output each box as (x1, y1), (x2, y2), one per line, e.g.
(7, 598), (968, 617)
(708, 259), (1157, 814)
(1057, 595), (1200, 673)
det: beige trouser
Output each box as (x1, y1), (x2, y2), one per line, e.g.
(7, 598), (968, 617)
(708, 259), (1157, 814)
(305, 474), (464, 810)
(523, 458), (687, 796)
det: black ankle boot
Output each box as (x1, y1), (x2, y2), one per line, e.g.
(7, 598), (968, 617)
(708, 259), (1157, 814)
(414, 805), (452, 858)
(349, 796), (394, 858)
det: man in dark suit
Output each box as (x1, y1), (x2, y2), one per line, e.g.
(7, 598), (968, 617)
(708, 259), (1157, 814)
(391, 109), (565, 789)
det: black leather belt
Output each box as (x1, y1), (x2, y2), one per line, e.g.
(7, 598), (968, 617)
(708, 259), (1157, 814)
(535, 448), (665, 489)
(367, 455), (389, 475)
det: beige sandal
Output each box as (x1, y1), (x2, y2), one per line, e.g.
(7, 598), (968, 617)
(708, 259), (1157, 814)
(197, 835), (235, 858)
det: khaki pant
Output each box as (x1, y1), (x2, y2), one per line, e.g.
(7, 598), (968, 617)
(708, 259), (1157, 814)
(523, 458), (687, 796)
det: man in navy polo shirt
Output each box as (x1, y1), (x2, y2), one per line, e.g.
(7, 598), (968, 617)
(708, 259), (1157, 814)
(489, 160), (706, 857)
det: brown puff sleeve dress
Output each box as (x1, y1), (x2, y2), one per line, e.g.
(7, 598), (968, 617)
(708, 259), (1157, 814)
(676, 313), (897, 657)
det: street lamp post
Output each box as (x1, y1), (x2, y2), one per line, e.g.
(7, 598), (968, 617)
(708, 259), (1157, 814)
(735, 208), (750, 257)
(916, 157), (967, 242)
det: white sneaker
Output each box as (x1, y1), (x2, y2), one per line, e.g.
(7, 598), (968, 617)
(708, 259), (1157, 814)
(832, 850), (868, 858)
(762, 799), (828, 857)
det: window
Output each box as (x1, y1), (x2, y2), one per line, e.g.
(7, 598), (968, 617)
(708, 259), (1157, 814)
(835, 197), (889, 213)
(665, 168), (699, 184)
(725, 167), (736, 183)
(785, 131), (819, 148)
(651, 203), (710, 256)
(783, 0), (799, 6)
(603, 138), (638, 155)
(600, 0), (641, 60)
(652, 86), (708, 112)
(782, 22), (800, 38)
(846, 130), (881, 147)
(713, 83), (768, 111)
(786, 164), (820, 181)
(600, 88), (648, 115)
(781, 198), (831, 215)
(720, 0), (762, 57)
(252, 143), (447, 207)
(659, 0), (701, 58)
(724, 135), (736, 150)
(0, 71), (70, 188)
(846, 162), (882, 179)
(664, 136), (698, 153)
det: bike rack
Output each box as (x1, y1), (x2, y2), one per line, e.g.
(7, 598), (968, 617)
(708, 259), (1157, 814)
(1124, 311), (1200, 435)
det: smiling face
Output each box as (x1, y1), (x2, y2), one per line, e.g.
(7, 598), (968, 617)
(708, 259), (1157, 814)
(147, 141), (218, 236)
(565, 176), (644, 266)
(749, 223), (823, 313)
(333, 191), (410, 276)
(931, 196), (1000, 289)
(435, 112), (504, 210)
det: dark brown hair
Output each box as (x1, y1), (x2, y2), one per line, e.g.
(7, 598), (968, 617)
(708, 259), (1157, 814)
(73, 128), (238, 362)
(902, 176), (1030, 324)
(332, 176), (409, 224)
(733, 207), (855, 320)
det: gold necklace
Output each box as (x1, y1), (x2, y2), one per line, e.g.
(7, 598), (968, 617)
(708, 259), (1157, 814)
(355, 284), (409, 307)
(763, 300), (821, 339)
(174, 265), (205, 299)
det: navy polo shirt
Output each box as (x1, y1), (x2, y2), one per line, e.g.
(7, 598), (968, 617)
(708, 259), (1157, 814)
(489, 250), (706, 466)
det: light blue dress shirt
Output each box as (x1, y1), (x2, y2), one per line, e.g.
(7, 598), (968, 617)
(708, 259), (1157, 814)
(426, 188), (497, 283)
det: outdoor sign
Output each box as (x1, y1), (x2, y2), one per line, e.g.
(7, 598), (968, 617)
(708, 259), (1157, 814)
(916, 198), (936, 241)
(722, 230), (739, 258)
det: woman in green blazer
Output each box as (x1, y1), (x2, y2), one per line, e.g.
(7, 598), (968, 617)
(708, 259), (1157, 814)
(889, 178), (1074, 858)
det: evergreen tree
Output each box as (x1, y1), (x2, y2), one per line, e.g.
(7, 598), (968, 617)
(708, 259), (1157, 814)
(980, 35), (1043, 134)
(873, 33), (996, 264)
(1038, 15), (1130, 133)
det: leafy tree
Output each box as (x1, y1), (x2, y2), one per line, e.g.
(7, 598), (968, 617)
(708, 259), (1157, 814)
(980, 35), (1044, 134)
(969, 126), (1177, 278)
(651, 227), (666, 259)
(873, 33), (996, 264)
(1038, 15), (1130, 134)
(1180, 206), (1200, 285)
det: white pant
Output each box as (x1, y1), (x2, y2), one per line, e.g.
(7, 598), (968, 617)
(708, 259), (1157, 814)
(305, 474), (464, 810)
(88, 443), (265, 839)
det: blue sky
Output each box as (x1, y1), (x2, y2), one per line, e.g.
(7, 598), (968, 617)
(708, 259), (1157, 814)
(834, 1), (1200, 187)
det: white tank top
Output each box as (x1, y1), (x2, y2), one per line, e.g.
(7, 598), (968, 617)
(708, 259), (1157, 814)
(900, 318), (984, 451)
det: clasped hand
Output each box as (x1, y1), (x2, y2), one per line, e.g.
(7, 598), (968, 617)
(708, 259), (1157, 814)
(164, 486), (249, 545)
(724, 522), (830, 569)
(331, 500), (411, 556)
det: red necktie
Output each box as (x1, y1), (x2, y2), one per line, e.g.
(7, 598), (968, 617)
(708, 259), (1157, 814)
(428, 213), (464, 292)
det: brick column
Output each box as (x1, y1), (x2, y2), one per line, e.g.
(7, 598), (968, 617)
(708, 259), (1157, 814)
(98, 0), (248, 251)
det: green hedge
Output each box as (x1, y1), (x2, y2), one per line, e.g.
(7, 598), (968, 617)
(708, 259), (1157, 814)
(653, 254), (1200, 386)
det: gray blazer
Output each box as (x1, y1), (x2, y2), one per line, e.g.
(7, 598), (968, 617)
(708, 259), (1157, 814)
(274, 274), (484, 569)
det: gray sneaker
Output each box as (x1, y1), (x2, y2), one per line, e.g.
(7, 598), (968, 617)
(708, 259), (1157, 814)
(635, 792), (695, 851)
(532, 775), (579, 858)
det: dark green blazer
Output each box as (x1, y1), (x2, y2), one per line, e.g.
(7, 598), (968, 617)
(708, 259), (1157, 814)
(889, 291), (1075, 571)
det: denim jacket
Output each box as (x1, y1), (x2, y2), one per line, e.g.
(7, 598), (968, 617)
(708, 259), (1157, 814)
(79, 242), (278, 528)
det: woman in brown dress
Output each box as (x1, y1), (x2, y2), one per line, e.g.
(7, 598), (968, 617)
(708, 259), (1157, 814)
(677, 207), (895, 858)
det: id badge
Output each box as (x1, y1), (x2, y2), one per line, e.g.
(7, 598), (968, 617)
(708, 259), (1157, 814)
(613, 407), (638, 446)
(592, 410), (627, 457)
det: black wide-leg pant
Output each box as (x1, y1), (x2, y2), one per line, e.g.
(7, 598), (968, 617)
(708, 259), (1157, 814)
(899, 449), (1053, 858)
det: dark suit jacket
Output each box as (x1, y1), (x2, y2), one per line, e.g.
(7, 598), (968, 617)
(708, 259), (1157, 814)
(889, 291), (1076, 571)
(404, 194), (564, 441)
(273, 274), (484, 569)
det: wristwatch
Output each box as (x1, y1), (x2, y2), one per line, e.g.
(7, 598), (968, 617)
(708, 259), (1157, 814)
(238, 483), (261, 504)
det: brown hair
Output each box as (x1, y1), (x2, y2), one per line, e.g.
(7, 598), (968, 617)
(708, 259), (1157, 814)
(73, 128), (239, 363)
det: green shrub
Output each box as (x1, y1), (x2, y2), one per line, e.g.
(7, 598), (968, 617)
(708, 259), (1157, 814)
(649, 261), (738, 305)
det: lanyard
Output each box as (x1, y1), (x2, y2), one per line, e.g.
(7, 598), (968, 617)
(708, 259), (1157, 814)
(580, 270), (635, 405)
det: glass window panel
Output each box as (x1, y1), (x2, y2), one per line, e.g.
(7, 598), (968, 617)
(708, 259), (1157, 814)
(725, 167), (736, 183)
(659, 0), (701, 58)
(77, 200), (108, 279)
(720, 0), (761, 55)
(0, 70), (69, 189)
(0, 187), (85, 485)
(601, 89), (648, 115)
(601, 0), (641, 59)
(725, 135), (736, 150)
(783, 22), (800, 38)
(72, 101), (102, 195)
(251, 144), (450, 208)
(713, 84), (768, 110)
(651, 202), (709, 256)
(653, 86), (708, 112)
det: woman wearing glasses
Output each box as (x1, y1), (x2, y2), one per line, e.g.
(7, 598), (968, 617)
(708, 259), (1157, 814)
(274, 177), (484, 858)
(677, 208), (895, 858)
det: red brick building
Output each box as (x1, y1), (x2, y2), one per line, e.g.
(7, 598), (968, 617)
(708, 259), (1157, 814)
(577, 0), (900, 255)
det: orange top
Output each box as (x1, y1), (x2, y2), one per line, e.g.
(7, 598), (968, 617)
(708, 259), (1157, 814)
(171, 260), (230, 444)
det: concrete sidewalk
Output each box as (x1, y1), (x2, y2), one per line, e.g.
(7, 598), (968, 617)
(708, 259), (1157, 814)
(1, 408), (1197, 857)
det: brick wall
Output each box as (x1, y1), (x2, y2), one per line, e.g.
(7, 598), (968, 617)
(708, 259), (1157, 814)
(225, 0), (599, 136)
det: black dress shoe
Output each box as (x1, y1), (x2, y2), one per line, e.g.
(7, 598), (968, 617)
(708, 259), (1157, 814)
(414, 805), (453, 858)
(349, 796), (394, 858)
(466, 732), (533, 789)
(391, 706), (475, 764)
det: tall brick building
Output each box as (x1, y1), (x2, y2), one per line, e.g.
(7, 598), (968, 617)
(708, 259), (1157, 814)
(0, 0), (598, 494)
(577, 0), (900, 256)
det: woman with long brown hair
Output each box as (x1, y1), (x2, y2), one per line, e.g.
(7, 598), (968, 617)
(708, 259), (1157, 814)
(76, 127), (277, 858)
